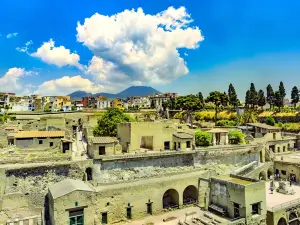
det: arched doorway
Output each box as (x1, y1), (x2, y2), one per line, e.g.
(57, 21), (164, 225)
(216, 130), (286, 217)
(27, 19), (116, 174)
(183, 185), (198, 205)
(86, 167), (93, 181)
(278, 217), (287, 225)
(289, 212), (298, 225)
(267, 167), (274, 179)
(162, 189), (179, 209)
(259, 171), (267, 180)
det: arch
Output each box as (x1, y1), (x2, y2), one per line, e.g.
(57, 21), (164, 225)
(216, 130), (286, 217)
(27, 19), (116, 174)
(85, 167), (93, 181)
(183, 185), (198, 205)
(289, 212), (298, 225)
(267, 167), (274, 179)
(278, 217), (287, 225)
(162, 189), (179, 209)
(259, 171), (267, 180)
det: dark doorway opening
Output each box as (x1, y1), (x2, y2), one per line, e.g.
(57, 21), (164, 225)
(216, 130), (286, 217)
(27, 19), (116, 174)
(174, 142), (177, 150)
(278, 218), (287, 225)
(178, 142), (181, 149)
(63, 142), (70, 153)
(146, 201), (152, 215)
(99, 146), (106, 155)
(163, 189), (179, 209)
(233, 202), (240, 218)
(86, 167), (92, 181)
(186, 141), (191, 148)
(183, 185), (197, 205)
(102, 212), (107, 224)
(126, 207), (132, 219)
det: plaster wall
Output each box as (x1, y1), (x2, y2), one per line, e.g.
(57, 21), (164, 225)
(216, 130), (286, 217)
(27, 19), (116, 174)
(88, 143), (115, 158)
(274, 161), (300, 182)
(15, 137), (62, 149)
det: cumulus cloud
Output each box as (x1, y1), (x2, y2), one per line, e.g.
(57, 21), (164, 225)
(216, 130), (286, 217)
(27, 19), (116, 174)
(77, 6), (204, 85)
(16, 40), (33, 53)
(6, 33), (18, 38)
(0, 68), (37, 92)
(35, 75), (107, 95)
(31, 39), (83, 69)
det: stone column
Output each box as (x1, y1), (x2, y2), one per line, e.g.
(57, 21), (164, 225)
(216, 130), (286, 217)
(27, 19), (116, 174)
(225, 134), (229, 145)
(212, 134), (216, 146)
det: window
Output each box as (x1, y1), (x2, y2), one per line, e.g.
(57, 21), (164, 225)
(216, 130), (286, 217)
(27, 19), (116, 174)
(281, 170), (286, 175)
(277, 147), (280, 152)
(99, 146), (106, 155)
(69, 209), (84, 225)
(233, 203), (240, 218)
(251, 203), (260, 215)
(50, 142), (53, 147)
(273, 133), (276, 140)
(164, 141), (170, 150)
(101, 212), (107, 224)
(39, 140), (43, 145)
(283, 146), (286, 152)
(186, 141), (191, 148)
(178, 126), (182, 129)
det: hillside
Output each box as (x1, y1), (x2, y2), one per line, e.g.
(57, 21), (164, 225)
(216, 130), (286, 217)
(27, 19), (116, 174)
(68, 86), (161, 100)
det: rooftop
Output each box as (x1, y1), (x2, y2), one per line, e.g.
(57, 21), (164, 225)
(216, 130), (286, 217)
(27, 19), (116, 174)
(49, 179), (95, 199)
(275, 152), (300, 164)
(91, 136), (117, 144)
(173, 132), (194, 139)
(207, 128), (229, 133)
(247, 123), (281, 130)
(266, 180), (300, 211)
(14, 130), (65, 138)
(214, 175), (256, 185)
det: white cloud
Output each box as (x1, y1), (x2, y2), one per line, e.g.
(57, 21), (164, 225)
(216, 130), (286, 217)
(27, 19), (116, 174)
(16, 40), (33, 53)
(31, 39), (83, 69)
(77, 6), (204, 85)
(0, 68), (37, 92)
(35, 75), (106, 95)
(6, 33), (18, 38)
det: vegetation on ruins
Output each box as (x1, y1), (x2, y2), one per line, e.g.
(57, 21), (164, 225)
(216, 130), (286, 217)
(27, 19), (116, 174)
(265, 116), (275, 126)
(216, 119), (237, 126)
(195, 129), (211, 147)
(228, 129), (245, 144)
(205, 91), (228, 123)
(236, 110), (257, 125)
(93, 108), (135, 137)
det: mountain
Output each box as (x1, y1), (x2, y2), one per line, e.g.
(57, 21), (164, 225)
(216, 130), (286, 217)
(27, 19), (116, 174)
(117, 86), (161, 98)
(68, 86), (161, 100)
(69, 91), (92, 100)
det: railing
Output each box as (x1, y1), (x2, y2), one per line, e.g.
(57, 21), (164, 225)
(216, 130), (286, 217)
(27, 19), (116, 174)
(269, 198), (300, 212)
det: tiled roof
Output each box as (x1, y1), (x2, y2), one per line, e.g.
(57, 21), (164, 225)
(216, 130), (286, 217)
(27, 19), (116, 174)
(247, 123), (281, 130)
(207, 128), (229, 133)
(173, 132), (193, 139)
(49, 179), (95, 199)
(91, 136), (117, 144)
(14, 130), (65, 138)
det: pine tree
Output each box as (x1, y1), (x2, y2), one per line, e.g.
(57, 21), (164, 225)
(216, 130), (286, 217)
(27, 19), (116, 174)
(245, 90), (250, 108)
(291, 86), (299, 108)
(249, 83), (258, 109)
(257, 89), (266, 110)
(198, 92), (204, 104)
(228, 83), (239, 108)
(279, 81), (286, 108)
(274, 91), (283, 108)
(266, 84), (275, 109)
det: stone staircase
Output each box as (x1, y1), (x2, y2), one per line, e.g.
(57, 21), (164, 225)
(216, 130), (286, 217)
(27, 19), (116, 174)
(243, 161), (274, 179)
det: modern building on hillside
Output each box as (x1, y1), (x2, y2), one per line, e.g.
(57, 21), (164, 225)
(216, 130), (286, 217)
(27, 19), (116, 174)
(82, 96), (97, 108)
(97, 96), (111, 109)
(112, 98), (124, 109)
(148, 93), (178, 110)
(127, 96), (151, 109)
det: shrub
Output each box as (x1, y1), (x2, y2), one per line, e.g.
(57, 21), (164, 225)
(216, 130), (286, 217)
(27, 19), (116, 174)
(216, 120), (237, 127)
(195, 129), (211, 147)
(265, 116), (275, 126)
(228, 129), (245, 144)
(280, 123), (300, 133)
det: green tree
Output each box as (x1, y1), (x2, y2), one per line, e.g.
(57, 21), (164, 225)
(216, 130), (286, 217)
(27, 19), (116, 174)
(228, 129), (245, 144)
(0, 113), (11, 124)
(93, 108), (135, 137)
(274, 91), (283, 109)
(245, 90), (251, 108)
(206, 91), (227, 123)
(279, 81), (286, 101)
(249, 83), (258, 109)
(257, 89), (266, 110)
(175, 95), (203, 123)
(195, 129), (211, 147)
(266, 84), (275, 109)
(71, 105), (77, 111)
(291, 86), (299, 108)
(237, 110), (257, 125)
(228, 83), (239, 108)
(221, 92), (229, 107)
(198, 92), (204, 105)
(265, 116), (275, 126)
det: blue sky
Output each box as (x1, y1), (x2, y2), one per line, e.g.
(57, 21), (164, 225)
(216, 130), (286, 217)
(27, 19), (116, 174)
(1, 0), (300, 99)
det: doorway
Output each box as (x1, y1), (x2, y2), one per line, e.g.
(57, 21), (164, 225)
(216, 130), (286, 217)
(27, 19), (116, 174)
(101, 212), (107, 224)
(164, 141), (170, 150)
(63, 142), (70, 153)
(126, 206), (132, 219)
(174, 142), (177, 150)
(146, 201), (152, 215)
(140, 136), (153, 150)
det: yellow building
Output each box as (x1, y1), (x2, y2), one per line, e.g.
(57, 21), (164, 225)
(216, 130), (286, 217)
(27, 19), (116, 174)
(53, 96), (71, 111)
(112, 98), (124, 110)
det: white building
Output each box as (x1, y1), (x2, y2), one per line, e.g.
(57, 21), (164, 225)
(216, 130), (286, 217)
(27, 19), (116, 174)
(128, 96), (151, 109)
(97, 100), (111, 109)
(148, 93), (178, 110)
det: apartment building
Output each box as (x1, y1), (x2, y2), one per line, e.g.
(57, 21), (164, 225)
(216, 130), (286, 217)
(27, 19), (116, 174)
(148, 93), (178, 110)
